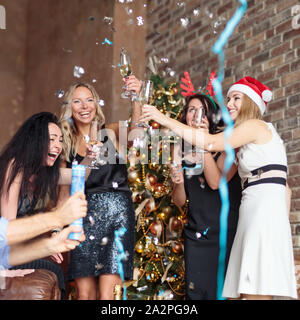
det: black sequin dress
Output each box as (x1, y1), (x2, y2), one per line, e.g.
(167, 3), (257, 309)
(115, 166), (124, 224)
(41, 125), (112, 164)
(66, 126), (135, 281)
(183, 152), (241, 300)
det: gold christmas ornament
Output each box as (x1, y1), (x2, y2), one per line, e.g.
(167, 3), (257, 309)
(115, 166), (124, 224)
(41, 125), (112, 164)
(156, 212), (166, 221)
(135, 242), (144, 254)
(128, 169), (139, 183)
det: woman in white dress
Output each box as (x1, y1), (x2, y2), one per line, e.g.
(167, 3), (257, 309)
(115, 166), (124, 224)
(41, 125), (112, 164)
(139, 76), (297, 300)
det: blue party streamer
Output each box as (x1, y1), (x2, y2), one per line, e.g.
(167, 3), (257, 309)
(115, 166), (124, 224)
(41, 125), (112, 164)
(178, 163), (202, 172)
(114, 226), (128, 300)
(211, 0), (247, 300)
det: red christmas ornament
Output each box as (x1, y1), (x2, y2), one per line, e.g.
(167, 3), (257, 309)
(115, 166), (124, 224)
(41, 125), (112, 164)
(150, 121), (160, 129)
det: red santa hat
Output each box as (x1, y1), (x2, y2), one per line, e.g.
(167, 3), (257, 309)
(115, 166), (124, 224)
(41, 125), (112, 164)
(227, 77), (272, 115)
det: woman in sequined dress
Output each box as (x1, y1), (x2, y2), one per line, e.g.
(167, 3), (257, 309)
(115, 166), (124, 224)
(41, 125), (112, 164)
(58, 78), (141, 300)
(170, 94), (241, 300)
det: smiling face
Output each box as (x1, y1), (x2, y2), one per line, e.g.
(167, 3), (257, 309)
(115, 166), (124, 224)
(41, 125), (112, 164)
(226, 91), (244, 121)
(46, 123), (63, 166)
(71, 86), (96, 125)
(185, 98), (207, 128)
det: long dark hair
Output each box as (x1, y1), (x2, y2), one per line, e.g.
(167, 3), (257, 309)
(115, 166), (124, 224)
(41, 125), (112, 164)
(180, 94), (223, 134)
(0, 112), (61, 215)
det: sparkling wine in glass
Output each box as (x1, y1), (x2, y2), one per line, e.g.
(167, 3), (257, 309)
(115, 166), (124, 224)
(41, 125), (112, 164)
(86, 120), (101, 169)
(137, 80), (154, 129)
(193, 108), (205, 127)
(191, 108), (205, 170)
(120, 48), (136, 100)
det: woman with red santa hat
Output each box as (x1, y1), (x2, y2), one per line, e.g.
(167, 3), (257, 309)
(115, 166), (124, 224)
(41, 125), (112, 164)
(139, 76), (297, 300)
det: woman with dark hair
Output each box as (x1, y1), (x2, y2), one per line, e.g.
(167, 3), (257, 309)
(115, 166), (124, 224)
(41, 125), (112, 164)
(0, 112), (62, 216)
(170, 93), (241, 300)
(0, 112), (66, 298)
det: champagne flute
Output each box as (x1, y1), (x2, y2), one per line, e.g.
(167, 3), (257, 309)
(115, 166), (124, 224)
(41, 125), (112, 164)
(120, 48), (137, 100)
(191, 107), (205, 174)
(193, 108), (205, 127)
(136, 80), (154, 129)
(86, 120), (101, 169)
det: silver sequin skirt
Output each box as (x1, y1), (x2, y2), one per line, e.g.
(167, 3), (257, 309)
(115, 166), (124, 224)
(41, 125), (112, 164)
(66, 191), (135, 281)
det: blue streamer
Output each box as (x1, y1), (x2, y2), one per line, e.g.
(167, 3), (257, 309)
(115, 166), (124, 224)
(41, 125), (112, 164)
(178, 163), (202, 172)
(211, 0), (247, 300)
(114, 226), (128, 300)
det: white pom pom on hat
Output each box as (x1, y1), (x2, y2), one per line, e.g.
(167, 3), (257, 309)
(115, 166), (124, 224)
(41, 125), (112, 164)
(227, 77), (272, 115)
(262, 89), (272, 102)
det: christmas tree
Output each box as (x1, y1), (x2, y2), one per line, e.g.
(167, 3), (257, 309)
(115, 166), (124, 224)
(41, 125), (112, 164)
(126, 72), (187, 300)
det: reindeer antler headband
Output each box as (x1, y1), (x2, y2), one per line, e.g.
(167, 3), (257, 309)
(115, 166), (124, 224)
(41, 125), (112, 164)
(180, 71), (217, 109)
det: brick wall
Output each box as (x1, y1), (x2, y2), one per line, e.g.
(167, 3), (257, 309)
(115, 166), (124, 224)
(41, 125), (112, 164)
(146, 0), (300, 252)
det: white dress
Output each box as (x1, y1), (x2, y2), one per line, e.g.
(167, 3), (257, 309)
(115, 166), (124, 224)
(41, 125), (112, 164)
(222, 122), (297, 299)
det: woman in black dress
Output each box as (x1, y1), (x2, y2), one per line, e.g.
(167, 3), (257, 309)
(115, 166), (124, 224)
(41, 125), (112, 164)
(58, 78), (141, 300)
(170, 94), (241, 300)
(0, 112), (67, 298)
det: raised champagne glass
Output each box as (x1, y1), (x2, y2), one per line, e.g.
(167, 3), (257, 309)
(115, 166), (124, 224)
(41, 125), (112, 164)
(137, 80), (154, 129)
(85, 120), (101, 169)
(120, 48), (137, 100)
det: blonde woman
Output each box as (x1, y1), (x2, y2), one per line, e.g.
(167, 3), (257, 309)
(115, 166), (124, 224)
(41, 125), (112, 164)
(140, 77), (297, 300)
(58, 77), (141, 300)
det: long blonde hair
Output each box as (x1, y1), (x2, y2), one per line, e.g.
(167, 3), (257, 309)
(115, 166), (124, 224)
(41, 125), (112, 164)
(234, 94), (263, 127)
(59, 82), (105, 162)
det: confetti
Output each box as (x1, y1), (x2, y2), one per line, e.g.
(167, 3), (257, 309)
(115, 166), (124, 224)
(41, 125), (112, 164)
(100, 237), (108, 246)
(176, 1), (186, 7)
(55, 89), (64, 99)
(73, 66), (85, 78)
(89, 235), (95, 240)
(206, 9), (214, 19)
(166, 67), (176, 77)
(136, 285), (148, 292)
(102, 38), (113, 45)
(62, 48), (72, 53)
(213, 17), (227, 34)
(136, 16), (144, 26)
(180, 17), (190, 28)
(98, 99), (105, 107)
(88, 216), (95, 226)
(160, 57), (169, 63)
(112, 181), (119, 189)
(103, 16), (113, 25)
(189, 282), (195, 290)
(193, 8), (200, 16)
(95, 263), (103, 270)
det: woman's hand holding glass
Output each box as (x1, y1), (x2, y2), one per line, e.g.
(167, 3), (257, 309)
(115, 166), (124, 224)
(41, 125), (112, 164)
(192, 108), (209, 132)
(83, 120), (103, 169)
(123, 75), (142, 96)
(170, 163), (184, 184)
(139, 104), (165, 125)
